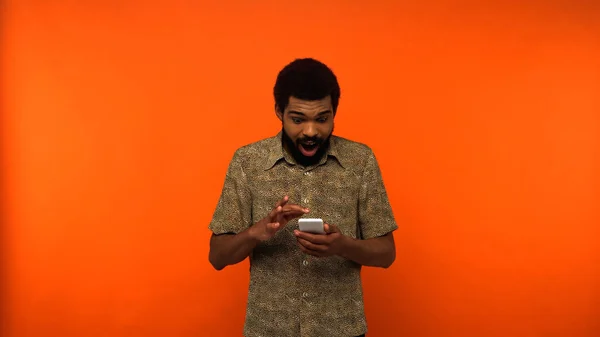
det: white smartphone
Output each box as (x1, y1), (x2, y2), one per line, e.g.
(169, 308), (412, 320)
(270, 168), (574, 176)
(298, 218), (325, 234)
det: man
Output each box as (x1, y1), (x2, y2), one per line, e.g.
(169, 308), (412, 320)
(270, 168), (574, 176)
(208, 58), (397, 337)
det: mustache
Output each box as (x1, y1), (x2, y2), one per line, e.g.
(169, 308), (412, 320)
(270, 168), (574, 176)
(297, 136), (323, 145)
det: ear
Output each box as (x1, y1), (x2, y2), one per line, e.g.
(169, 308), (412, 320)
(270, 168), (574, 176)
(275, 105), (283, 121)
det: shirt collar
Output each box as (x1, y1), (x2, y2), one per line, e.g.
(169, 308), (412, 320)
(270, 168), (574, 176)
(263, 131), (346, 170)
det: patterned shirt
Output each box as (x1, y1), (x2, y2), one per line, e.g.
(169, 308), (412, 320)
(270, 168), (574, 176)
(209, 131), (398, 337)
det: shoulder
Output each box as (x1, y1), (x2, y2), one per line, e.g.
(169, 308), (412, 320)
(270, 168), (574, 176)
(229, 135), (279, 167)
(331, 135), (377, 168)
(332, 135), (373, 155)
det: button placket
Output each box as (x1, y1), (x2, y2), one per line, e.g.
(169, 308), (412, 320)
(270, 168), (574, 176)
(301, 168), (310, 206)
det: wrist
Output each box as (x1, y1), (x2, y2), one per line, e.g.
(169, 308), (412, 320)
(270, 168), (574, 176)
(337, 234), (355, 258)
(246, 224), (262, 243)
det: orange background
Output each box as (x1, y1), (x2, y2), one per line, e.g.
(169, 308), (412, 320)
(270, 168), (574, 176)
(2, 1), (599, 336)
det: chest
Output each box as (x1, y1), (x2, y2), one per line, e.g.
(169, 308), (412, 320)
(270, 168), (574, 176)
(248, 162), (362, 241)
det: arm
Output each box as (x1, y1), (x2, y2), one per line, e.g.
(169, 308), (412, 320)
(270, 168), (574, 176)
(294, 147), (398, 268)
(209, 230), (260, 271)
(208, 150), (255, 271)
(208, 200), (308, 270)
(339, 232), (395, 268)
(354, 147), (398, 266)
(209, 194), (309, 271)
(294, 223), (395, 268)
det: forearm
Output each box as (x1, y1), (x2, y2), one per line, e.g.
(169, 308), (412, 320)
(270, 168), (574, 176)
(209, 227), (260, 270)
(338, 234), (395, 268)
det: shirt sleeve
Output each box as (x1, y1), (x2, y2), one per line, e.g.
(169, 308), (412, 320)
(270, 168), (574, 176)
(208, 150), (253, 235)
(358, 148), (398, 239)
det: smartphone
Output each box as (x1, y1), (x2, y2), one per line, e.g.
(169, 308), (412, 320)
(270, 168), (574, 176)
(298, 218), (325, 234)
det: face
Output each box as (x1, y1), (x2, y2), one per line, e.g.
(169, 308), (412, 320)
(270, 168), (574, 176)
(277, 96), (335, 167)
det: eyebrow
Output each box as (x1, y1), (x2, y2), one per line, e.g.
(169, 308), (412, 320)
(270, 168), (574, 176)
(288, 110), (332, 117)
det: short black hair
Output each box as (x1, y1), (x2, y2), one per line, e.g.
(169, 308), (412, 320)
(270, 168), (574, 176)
(273, 58), (341, 114)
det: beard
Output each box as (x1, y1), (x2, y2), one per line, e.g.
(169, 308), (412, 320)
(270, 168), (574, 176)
(281, 125), (333, 168)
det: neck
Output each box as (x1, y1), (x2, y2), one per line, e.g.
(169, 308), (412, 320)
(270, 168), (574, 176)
(281, 131), (330, 167)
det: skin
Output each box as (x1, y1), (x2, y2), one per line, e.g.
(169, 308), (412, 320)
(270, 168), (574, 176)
(209, 195), (308, 270)
(208, 96), (395, 270)
(277, 96), (334, 167)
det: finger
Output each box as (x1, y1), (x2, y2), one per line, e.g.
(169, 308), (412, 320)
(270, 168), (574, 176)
(294, 230), (328, 244)
(268, 205), (283, 219)
(275, 207), (305, 219)
(266, 222), (280, 233)
(281, 204), (310, 213)
(275, 195), (289, 208)
(279, 206), (309, 221)
(324, 223), (340, 234)
(281, 207), (308, 214)
(296, 237), (327, 252)
(281, 209), (309, 218)
(297, 242), (327, 257)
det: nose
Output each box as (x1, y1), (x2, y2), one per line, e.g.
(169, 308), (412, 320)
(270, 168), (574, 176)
(302, 123), (318, 138)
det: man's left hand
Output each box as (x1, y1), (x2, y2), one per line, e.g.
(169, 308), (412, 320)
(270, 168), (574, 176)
(294, 223), (347, 257)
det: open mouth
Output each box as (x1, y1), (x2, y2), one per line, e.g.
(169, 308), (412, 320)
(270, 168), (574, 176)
(299, 143), (319, 157)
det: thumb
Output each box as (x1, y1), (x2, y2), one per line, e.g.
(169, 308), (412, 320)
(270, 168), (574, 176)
(324, 223), (340, 234)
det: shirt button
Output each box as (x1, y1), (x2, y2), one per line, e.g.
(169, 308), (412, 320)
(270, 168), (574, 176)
(304, 171), (311, 176)
(302, 292), (308, 298)
(303, 198), (309, 204)
(303, 260), (308, 266)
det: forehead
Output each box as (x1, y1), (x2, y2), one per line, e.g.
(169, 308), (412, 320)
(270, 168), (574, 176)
(286, 96), (332, 114)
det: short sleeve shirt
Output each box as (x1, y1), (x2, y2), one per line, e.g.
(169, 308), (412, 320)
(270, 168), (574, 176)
(209, 132), (398, 337)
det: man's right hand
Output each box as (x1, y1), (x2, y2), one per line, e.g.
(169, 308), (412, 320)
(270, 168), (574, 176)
(249, 195), (309, 242)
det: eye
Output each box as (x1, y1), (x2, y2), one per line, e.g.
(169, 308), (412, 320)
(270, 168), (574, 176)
(292, 118), (303, 124)
(317, 117), (328, 123)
